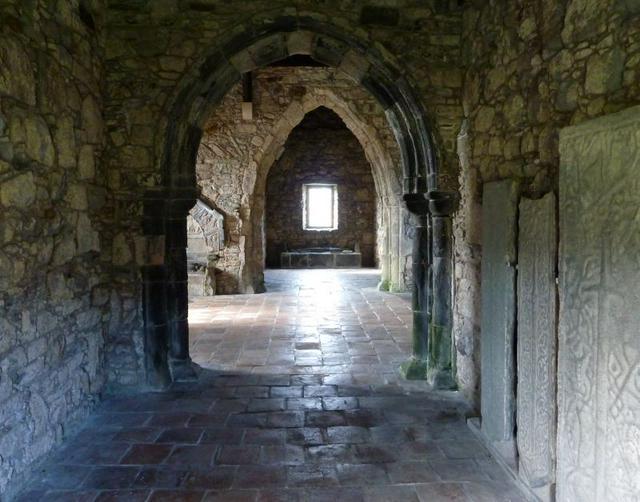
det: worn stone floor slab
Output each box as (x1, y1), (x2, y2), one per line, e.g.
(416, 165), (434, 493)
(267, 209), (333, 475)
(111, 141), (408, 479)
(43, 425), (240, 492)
(16, 270), (525, 502)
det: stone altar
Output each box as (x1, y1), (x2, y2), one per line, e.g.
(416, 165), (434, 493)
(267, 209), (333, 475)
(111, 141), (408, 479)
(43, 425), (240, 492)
(280, 248), (362, 268)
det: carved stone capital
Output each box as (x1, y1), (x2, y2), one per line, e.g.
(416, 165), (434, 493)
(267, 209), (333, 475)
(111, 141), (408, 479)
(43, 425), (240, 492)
(427, 190), (458, 217)
(403, 193), (429, 216)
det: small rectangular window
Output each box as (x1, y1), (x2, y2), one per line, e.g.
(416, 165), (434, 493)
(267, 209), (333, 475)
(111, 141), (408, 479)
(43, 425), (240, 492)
(302, 183), (338, 231)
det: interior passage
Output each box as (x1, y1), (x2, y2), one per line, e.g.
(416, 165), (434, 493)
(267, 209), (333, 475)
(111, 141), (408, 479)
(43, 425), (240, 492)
(16, 270), (523, 502)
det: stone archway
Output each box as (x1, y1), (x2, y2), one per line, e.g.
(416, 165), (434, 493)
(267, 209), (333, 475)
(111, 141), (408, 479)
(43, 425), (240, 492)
(243, 90), (408, 295)
(141, 16), (454, 387)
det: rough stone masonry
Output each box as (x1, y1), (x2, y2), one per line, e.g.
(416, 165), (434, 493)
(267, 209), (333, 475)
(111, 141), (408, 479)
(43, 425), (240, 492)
(1, 0), (639, 499)
(0, 0), (109, 496)
(193, 66), (406, 295)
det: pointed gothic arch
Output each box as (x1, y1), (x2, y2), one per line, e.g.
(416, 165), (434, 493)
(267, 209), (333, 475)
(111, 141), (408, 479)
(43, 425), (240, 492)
(140, 15), (447, 385)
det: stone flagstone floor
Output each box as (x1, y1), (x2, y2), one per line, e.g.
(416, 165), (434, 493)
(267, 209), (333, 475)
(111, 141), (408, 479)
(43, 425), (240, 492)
(16, 269), (525, 501)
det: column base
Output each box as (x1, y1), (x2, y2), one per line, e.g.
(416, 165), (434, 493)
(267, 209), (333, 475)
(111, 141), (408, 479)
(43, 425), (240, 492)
(377, 279), (390, 292)
(400, 358), (429, 380)
(169, 357), (199, 382)
(428, 323), (456, 390)
(146, 363), (172, 389)
(428, 368), (457, 390)
(388, 283), (405, 293)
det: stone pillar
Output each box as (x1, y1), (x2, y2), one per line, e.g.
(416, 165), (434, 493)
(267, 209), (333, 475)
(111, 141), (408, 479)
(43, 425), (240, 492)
(400, 193), (431, 379)
(389, 203), (403, 292)
(428, 191), (458, 389)
(142, 190), (173, 388)
(377, 203), (391, 291)
(141, 264), (171, 388)
(166, 191), (199, 381)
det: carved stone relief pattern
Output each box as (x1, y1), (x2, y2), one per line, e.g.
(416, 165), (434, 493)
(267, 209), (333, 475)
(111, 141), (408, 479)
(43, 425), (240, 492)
(557, 105), (640, 502)
(516, 193), (557, 489)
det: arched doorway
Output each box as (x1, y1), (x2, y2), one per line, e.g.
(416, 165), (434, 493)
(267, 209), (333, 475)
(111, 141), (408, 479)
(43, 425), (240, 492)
(186, 68), (408, 298)
(246, 87), (407, 295)
(141, 17), (452, 387)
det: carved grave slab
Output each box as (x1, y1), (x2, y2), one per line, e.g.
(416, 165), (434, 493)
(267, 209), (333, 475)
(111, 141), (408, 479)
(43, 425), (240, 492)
(516, 193), (557, 498)
(480, 179), (519, 450)
(557, 105), (640, 502)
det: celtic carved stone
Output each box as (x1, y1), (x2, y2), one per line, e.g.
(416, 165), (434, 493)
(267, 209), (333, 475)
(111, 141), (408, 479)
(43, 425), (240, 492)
(516, 193), (557, 498)
(557, 105), (640, 502)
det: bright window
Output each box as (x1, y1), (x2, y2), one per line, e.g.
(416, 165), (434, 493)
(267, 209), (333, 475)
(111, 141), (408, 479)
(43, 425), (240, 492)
(302, 184), (338, 231)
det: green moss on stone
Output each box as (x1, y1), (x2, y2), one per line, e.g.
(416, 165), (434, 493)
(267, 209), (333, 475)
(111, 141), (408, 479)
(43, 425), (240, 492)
(377, 279), (390, 291)
(400, 358), (429, 380)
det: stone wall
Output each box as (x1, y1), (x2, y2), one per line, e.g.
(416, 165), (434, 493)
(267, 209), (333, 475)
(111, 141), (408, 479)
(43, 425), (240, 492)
(0, 0), (109, 497)
(456, 0), (640, 405)
(265, 107), (377, 268)
(195, 66), (407, 293)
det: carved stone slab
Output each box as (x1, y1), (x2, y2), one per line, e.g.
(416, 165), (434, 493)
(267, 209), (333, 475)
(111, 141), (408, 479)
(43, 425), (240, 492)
(516, 193), (557, 495)
(480, 180), (519, 447)
(558, 105), (640, 502)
